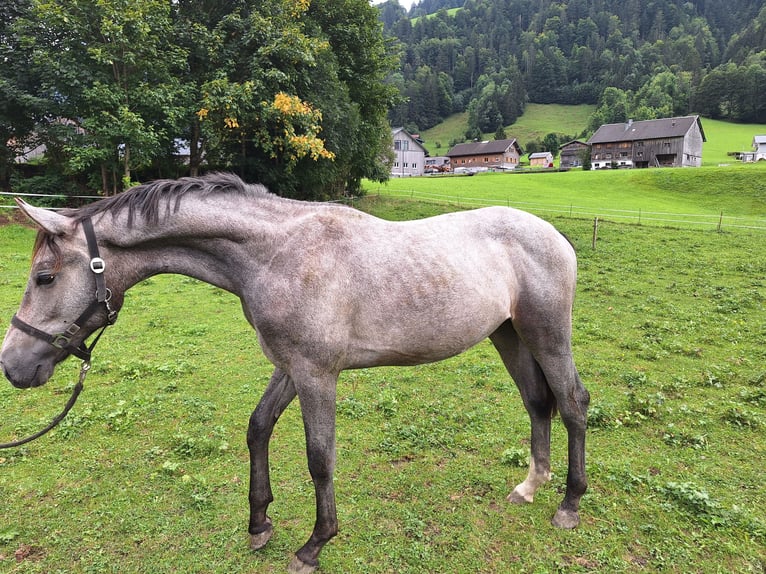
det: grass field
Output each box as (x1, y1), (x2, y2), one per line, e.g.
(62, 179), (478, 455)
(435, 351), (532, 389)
(0, 186), (764, 572)
(419, 105), (596, 156)
(365, 163), (766, 230)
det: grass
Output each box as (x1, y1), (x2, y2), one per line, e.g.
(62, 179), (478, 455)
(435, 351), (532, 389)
(419, 105), (595, 156)
(365, 163), (766, 230)
(1, 186), (765, 573)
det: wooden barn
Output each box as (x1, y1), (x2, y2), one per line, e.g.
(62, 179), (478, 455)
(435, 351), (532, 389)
(559, 140), (590, 169)
(447, 139), (523, 172)
(588, 116), (705, 169)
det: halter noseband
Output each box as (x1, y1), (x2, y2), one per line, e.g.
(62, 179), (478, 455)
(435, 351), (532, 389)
(0, 217), (118, 449)
(10, 217), (118, 362)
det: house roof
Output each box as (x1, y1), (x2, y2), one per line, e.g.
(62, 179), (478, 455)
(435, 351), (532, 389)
(529, 151), (553, 159)
(588, 116), (706, 144)
(447, 139), (522, 157)
(392, 127), (427, 153)
(559, 140), (589, 150)
(753, 135), (766, 145)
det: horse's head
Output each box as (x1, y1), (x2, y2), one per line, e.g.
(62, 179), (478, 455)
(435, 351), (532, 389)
(1, 201), (120, 388)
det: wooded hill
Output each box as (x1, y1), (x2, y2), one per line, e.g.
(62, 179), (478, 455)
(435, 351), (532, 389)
(378, 0), (766, 139)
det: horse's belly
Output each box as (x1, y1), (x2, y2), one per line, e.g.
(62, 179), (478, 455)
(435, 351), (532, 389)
(345, 298), (509, 369)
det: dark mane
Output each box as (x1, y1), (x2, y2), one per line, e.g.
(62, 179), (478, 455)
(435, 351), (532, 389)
(64, 173), (268, 227)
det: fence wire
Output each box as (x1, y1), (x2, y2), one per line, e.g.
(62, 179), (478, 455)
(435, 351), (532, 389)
(3, 188), (766, 232)
(374, 188), (766, 232)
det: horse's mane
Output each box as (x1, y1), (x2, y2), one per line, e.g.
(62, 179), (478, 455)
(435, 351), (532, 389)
(64, 172), (269, 227)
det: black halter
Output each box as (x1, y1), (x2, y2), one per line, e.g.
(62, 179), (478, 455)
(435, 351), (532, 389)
(10, 217), (118, 362)
(0, 217), (118, 449)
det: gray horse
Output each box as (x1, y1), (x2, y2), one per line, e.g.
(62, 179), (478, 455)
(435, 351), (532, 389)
(0, 173), (589, 573)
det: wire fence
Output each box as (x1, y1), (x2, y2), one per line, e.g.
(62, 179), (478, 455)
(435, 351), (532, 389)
(3, 188), (766, 232)
(373, 188), (766, 232)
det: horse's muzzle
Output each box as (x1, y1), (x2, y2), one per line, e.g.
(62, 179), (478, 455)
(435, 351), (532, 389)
(0, 354), (52, 389)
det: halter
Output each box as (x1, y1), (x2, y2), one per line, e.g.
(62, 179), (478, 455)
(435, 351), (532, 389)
(0, 217), (118, 449)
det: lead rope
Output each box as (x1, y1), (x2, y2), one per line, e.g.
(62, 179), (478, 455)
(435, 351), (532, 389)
(0, 361), (89, 449)
(0, 319), (112, 450)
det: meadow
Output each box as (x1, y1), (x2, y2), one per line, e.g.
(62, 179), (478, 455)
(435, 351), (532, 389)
(0, 186), (765, 573)
(365, 163), (766, 230)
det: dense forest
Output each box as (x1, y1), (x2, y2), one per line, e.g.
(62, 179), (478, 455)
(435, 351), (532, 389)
(379, 0), (766, 139)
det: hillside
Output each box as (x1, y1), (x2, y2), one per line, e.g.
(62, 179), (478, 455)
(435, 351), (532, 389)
(380, 0), (766, 136)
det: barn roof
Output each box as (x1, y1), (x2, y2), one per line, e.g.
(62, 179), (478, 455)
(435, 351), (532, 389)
(588, 116), (705, 144)
(447, 138), (522, 157)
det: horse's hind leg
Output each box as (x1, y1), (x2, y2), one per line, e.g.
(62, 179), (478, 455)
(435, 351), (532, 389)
(507, 305), (590, 529)
(490, 320), (555, 505)
(248, 368), (297, 550)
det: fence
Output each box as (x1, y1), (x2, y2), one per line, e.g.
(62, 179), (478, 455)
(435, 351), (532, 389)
(373, 188), (766, 232)
(3, 188), (766, 232)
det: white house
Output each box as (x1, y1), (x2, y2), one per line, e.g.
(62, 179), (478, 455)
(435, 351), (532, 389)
(391, 128), (427, 177)
(745, 135), (766, 162)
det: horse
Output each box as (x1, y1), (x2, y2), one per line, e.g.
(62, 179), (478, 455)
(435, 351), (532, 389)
(0, 173), (589, 573)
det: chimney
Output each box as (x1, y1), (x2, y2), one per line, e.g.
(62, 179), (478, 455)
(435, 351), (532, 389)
(625, 119), (633, 131)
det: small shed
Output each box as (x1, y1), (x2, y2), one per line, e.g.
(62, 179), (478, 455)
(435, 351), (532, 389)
(529, 151), (554, 168)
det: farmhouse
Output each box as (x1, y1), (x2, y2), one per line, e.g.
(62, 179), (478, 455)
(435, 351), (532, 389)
(447, 138), (522, 172)
(529, 151), (553, 168)
(391, 127), (427, 177)
(588, 115), (705, 169)
(741, 135), (766, 162)
(559, 140), (589, 169)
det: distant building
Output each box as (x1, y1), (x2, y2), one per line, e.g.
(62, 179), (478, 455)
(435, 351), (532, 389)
(588, 116), (705, 169)
(741, 135), (766, 162)
(424, 156), (450, 173)
(529, 151), (554, 168)
(559, 140), (590, 169)
(391, 127), (427, 177)
(446, 139), (522, 171)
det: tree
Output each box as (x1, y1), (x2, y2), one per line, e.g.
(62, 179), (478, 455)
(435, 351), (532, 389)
(0, 0), (45, 187)
(16, 0), (187, 194)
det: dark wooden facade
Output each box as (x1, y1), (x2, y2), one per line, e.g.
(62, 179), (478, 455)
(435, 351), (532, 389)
(588, 116), (705, 169)
(558, 140), (589, 169)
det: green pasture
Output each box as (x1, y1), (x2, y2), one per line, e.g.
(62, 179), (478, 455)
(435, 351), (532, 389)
(0, 194), (765, 573)
(365, 163), (766, 230)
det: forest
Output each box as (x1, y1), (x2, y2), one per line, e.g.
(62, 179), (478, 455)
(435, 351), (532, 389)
(379, 0), (766, 139)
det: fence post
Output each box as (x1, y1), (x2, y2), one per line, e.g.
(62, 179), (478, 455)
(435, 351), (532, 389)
(592, 217), (599, 249)
(717, 211), (723, 233)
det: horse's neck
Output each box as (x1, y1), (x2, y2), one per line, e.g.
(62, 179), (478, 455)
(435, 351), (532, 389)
(101, 199), (288, 295)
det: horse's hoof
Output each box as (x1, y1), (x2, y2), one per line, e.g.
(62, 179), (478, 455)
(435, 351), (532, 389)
(288, 555), (317, 574)
(507, 489), (533, 504)
(552, 508), (580, 529)
(249, 519), (274, 551)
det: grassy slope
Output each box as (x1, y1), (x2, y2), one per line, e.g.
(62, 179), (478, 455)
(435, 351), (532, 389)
(366, 163), (766, 229)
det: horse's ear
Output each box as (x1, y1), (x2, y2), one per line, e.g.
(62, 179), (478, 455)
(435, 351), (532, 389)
(15, 198), (75, 236)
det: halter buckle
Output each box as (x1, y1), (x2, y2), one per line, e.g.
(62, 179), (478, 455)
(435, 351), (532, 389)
(52, 323), (81, 349)
(90, 257), (106, 274)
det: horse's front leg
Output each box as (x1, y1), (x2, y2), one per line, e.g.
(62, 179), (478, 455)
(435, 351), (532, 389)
(248, 368), (297, 551)
(289, 373), (339, 574)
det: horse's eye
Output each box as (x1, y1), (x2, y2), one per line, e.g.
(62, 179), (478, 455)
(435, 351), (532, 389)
(36, 272), (56, 286)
